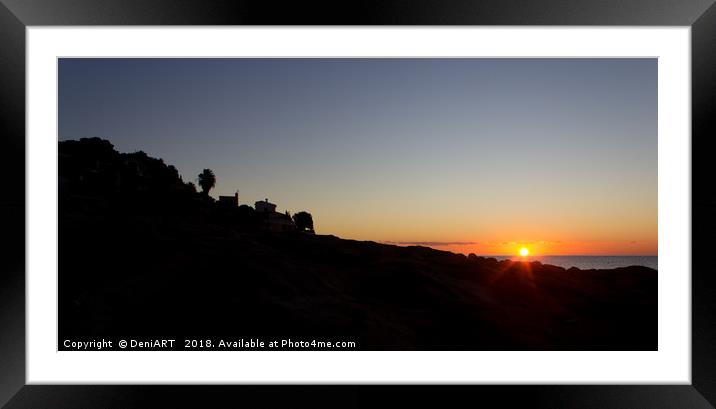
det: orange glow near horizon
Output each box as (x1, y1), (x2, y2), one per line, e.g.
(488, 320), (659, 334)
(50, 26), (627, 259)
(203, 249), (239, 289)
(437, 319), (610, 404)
(314, 196), (657, 256)
(376, 238), (657, 256)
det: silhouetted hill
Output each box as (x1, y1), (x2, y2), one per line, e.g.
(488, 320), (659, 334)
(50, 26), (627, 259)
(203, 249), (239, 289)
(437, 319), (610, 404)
(59, 138), (656, 350)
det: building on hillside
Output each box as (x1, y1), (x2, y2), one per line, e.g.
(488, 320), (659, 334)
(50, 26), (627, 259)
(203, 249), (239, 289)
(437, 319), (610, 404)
(254, 198), (296, 232)
(255, 198), (276, 213)
(218, 191), (239, 207)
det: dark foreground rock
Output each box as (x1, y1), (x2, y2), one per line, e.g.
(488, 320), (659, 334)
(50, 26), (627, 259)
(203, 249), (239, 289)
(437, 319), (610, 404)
(60, 218), (656, 350)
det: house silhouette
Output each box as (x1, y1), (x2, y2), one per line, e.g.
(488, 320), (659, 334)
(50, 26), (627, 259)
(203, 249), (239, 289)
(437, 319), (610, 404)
(255, 198), (295, 232)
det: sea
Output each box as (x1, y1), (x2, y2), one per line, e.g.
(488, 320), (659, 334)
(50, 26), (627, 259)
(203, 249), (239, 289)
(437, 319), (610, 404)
(489, 255), (658, 270)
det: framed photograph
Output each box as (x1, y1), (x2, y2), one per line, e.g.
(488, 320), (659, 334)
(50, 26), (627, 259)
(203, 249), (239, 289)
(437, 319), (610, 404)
(1, 0), (713, 407)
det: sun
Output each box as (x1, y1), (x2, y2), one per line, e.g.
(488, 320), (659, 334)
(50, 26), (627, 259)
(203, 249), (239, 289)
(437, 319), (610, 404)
(519, 247), (529, 257)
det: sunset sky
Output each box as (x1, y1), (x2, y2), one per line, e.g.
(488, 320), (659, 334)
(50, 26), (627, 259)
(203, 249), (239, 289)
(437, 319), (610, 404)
(59, 58), (657, 256)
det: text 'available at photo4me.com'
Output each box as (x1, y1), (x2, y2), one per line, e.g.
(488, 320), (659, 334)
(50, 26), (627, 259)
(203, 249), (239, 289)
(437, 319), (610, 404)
(61, 337), (358, 351)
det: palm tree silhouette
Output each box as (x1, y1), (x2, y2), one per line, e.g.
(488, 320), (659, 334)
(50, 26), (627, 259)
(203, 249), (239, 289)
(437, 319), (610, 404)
(197, 169), (216, 196)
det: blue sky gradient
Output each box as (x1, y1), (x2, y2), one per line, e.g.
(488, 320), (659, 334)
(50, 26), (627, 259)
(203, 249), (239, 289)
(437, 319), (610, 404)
(59, 58), (657, 255)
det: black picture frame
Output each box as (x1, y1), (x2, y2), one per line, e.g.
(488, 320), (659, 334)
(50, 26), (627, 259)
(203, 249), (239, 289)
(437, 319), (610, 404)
(1, 1), (713, 407)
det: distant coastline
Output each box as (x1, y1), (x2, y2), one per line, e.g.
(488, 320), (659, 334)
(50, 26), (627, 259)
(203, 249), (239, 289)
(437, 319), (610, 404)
(380, 241), (657, 270)
(489, 255), (658, 271)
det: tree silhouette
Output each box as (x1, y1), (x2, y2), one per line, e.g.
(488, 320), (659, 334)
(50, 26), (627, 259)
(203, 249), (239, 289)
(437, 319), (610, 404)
(197, 169), (216, 196)
(293, 211), (314, 233)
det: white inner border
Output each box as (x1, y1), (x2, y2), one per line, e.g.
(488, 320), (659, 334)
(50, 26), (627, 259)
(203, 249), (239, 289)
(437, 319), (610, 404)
(27, 27), (691, 384)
